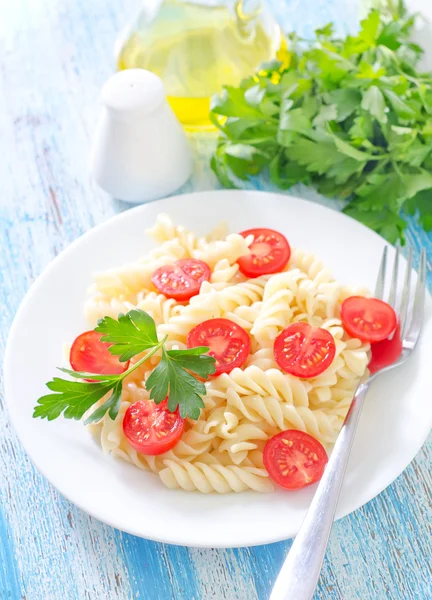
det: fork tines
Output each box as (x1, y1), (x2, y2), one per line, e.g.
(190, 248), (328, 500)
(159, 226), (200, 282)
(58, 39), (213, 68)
(374, 246), (426, 347)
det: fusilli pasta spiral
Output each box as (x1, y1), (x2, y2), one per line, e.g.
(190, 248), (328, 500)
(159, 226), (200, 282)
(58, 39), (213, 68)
(159, 460), (273, 493)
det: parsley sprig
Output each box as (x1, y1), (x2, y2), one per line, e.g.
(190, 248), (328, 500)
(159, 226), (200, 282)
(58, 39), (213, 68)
(210, 0), (432, 243)
(33, 309), (216, 424)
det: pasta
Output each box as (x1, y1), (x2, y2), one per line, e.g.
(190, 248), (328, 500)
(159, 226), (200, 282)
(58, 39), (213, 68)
(86, 290), (183, 328)
(84, 214), (371, 493)
(192, 233), (253, 269)
(159, 461), (273, 493)
(91, 238), (187, 298)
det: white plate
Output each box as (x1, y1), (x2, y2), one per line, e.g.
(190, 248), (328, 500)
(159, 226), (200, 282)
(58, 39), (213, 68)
(4, 190), (432, 548)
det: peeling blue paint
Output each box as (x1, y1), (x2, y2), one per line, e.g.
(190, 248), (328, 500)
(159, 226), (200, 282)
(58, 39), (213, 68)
(0, 504), (21, 600)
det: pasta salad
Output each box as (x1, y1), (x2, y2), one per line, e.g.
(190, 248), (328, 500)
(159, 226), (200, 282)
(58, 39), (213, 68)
(34, 215), (399, 493)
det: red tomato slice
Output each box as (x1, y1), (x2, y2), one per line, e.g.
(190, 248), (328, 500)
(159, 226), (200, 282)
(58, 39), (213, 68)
(341, 296), (397, 343)
(273, 322), (336, 378)
(123, 399), (185, 455)
(264, 430), (328, 490)
(187, 318), (250, 375)
(237, 228), (291, 277)
(369, 323), (402, 374)
(151, 258), (211, 301)
(70, 330), (128, 377)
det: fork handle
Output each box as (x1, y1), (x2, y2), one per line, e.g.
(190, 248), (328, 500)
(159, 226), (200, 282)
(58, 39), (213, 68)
(270, 379), (371, 600)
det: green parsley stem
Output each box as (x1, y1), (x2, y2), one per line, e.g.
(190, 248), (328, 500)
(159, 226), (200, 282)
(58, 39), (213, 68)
(391, 160), (404, 178)
(119, 335), (168, 381)
(371, 160), (389, 176)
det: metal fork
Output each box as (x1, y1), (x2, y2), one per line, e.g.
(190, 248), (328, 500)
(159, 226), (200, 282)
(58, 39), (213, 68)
(270, 246), (427, 600)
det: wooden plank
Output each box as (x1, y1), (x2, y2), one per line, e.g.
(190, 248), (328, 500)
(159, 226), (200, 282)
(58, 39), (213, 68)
(190, 548), (260, 600)
(0, 0), (431, 598)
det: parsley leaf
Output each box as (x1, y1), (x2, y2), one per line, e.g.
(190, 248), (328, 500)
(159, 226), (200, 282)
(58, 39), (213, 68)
(359, 9), (381, 46)
(377, 20), (404, 50)
(210, 86), (263, 119)
(84, 381), (123, 425)
(313, 104), (338, 127)
(33, 310), (216, 423)
(356, 62), (386, 80)
(95, 309), (158, 361)
(331, 134), (376, 161)
(287, 139), (343, 174)
(315, 23), (334, 38)
(270, 152), (311, 188)
(146, 347), (215, 419)
(382, 89), (417, 120)
(361, 86), (387, 123)
(33, 379), (113, 421)
(325, 89), (362, 121)
(166, 347), (217, 378)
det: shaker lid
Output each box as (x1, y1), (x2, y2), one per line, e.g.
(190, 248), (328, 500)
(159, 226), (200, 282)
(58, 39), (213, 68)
(101, 69), (166, 119)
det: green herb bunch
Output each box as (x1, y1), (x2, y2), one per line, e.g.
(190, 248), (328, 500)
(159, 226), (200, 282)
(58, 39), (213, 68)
(210, 0), (432, 243)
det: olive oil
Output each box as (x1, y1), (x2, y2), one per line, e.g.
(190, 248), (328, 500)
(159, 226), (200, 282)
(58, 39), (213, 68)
(117, 0), (285, 129)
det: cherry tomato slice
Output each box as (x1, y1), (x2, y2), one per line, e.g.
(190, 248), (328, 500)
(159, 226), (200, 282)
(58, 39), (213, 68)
(123, 399), (185, 455)
(264, 430), (328, 490)
(70, 330), (128, 377)
(273, 322), (336, 378)
(187, 318), (250, 375)
(341, 296), (397, 343)
(151, 259), (211, 301)
(237, 228), (291, 278)
(369, 323), (402, 374)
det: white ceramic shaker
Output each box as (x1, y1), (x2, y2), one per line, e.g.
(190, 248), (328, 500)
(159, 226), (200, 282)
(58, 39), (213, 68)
(91, 69), (193, 203)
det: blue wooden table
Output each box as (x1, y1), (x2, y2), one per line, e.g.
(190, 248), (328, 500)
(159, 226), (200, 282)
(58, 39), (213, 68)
(1, 0), (431, 598)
